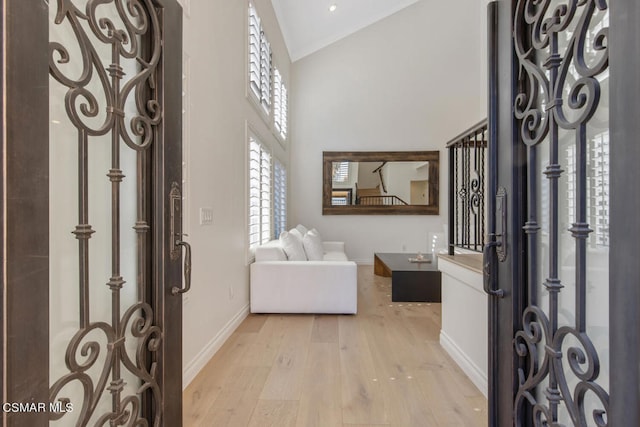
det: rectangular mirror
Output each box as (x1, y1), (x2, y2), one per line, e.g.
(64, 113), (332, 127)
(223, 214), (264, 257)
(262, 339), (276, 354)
(323, 151), (439, 215)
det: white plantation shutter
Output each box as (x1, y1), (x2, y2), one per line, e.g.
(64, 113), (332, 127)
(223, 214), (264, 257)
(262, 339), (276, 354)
(280, 84), (287, 138)
(248, 4), (261, 100)
(248, 139), (261, 248)
(249, 136), (272, 248)
(565, 131), (610, 247)
(274, 160), (287, 239)
(274, 68), (288, 140)
(332, 161), (350, 183)
(260, 147), (271, 243)
(248, 3), (272, 115)
(274, 69), (282, 134)
(260, 37), (272, 113)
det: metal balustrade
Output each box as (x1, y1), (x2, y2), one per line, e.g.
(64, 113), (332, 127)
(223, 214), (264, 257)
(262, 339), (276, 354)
(447, 119), (487, 254)
(357, 195), (408, 206)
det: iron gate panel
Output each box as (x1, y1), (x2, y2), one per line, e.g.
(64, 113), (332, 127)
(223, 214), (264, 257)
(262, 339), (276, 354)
(48, 0), (163, 425)
(512, 0), (610, 425)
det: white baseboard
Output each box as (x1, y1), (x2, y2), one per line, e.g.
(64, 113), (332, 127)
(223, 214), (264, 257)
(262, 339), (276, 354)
(182, 303), (250, 389)
(439, 330), (488, 397)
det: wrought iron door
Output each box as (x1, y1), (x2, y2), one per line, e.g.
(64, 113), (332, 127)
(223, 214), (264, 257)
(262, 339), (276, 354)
(2, 0), (184, 425)
(487, 0), (640, 425)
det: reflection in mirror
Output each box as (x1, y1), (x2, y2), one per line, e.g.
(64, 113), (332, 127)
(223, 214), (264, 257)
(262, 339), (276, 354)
(323, 151), (439, 215)
(331, 161), (430, 206)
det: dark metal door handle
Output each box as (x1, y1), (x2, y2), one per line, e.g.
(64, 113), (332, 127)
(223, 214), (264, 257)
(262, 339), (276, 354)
(483, 238), (504, 297)
(171, 239), (192, 295)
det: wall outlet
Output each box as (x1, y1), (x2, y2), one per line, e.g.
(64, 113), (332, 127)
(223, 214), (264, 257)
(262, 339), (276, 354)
(228, 284), (234, 300)
(199, 207), (213, 225)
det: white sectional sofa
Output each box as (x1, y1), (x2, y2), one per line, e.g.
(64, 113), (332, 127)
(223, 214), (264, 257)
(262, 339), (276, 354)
(249, 227), (357, 314)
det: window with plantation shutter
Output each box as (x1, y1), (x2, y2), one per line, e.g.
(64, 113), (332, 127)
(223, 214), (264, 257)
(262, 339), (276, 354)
(260, 37), (272, 113)
(332, 161), (350, 183)
(248, 3), (272, 115)
(273, 159), (287, 239)
(248, 4), (261, 100)
(274, 67), (288, 141)
(248, 135), (272, 249)
(565, 131), (610, 247)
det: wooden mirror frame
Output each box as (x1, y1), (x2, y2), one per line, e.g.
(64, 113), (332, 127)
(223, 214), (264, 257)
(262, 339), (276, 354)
(323, 151), (440, 215)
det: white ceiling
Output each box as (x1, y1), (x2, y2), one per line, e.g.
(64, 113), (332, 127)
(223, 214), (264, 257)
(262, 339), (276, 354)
(271, 0), (420, 62)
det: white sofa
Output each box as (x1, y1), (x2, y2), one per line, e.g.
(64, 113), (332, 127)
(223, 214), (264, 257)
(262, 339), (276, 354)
(250, 238), (358, 314)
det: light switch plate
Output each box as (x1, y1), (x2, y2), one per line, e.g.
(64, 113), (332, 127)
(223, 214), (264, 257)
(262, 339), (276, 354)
(200, 207), (213, 225)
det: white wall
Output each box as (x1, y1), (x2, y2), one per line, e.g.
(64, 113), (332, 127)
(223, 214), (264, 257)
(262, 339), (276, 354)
(290, 0), (486, 263)
(180, 0), (290, 385)
(386, 162), (429, 204)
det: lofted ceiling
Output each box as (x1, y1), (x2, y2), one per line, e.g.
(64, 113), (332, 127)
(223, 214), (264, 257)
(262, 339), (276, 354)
(271, 0), (420, 62)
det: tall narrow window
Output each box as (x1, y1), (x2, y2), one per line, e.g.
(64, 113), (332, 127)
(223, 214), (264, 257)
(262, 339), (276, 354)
(273, 67), (288, 140)
(332, 161), (350, 183)
(248, 135), (272, 249)
(565, 130), (610, 247)
(248, 3), (271, 115)
(591, 132), (610, 246)
(260, 36), (272, 113)
(248, 4), (261, 100)
(274, 159), (287, 239)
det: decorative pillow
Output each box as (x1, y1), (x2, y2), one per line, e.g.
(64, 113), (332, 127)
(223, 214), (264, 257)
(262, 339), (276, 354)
(295, 224), (308, 235)
(309, 228), (322, 242)
(289, 227), (304, 242)
(303, 229), (324, 261)
(279, 230), (307, 261)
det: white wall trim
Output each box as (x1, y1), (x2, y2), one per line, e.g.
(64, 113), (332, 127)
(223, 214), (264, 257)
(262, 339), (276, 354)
(439, 329), (488, 397)
(182, 303), (250, 389)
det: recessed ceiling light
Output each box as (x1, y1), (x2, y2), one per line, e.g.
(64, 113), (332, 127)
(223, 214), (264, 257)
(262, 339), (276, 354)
(329, 4), (337, 12)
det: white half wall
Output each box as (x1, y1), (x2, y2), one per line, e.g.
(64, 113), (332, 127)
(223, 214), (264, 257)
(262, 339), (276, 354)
(438, 256), (488, 397)
(289, 0), (486, 263)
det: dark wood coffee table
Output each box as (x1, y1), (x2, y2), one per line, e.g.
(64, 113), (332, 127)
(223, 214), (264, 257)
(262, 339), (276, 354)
(374, 253), (441, 302)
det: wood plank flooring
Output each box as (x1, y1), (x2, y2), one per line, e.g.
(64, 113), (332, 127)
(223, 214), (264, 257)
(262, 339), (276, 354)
(183, 266), (488, 426)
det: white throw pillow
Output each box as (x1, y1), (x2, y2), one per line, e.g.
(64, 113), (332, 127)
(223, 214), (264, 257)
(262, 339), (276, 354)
(303, 229), (324, 261)
(279, 230), (307, 261)
(309, 228), (322, 242)
(289, 227), (304, 242)
(295, 224), (308, 235)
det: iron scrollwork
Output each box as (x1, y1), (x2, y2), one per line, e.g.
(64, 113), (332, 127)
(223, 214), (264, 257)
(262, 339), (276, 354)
(49, 0), (162, 147)
(513, 0), (609, 426)
(49, 0), (163, 425)
(514, 0), (608, 145)
(447, 120), (487, 253)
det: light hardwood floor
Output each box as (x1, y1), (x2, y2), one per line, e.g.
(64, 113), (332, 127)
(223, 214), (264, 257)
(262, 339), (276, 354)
(183, 265), (488, 427)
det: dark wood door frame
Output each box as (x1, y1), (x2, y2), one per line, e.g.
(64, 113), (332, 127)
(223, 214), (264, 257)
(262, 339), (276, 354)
(154, 1), (185, 424)
(609, 0), (640, 423)
(2, 2), (50, 425)
(487, 2), (527, 425)
(1, 0), (184, 425)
